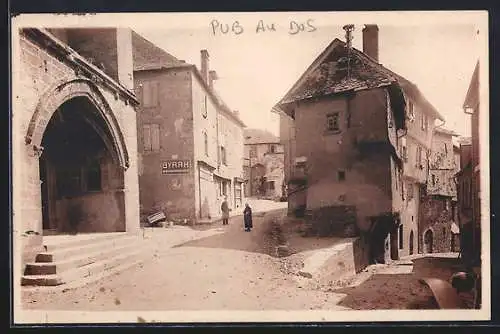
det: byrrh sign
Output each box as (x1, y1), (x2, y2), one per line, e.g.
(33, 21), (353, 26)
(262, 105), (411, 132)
(162, 160), (192, 174)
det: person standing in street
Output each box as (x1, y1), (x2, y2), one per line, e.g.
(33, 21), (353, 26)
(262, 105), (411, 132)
(221, 197), (230, 225)
(243, 203), (253, 232)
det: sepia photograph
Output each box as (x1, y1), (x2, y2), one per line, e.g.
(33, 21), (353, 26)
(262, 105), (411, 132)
(10, 11), (489, 324)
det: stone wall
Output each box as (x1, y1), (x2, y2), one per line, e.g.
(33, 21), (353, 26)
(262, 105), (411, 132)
(12, 29), (140, 273)
(135, 68), (197, 222)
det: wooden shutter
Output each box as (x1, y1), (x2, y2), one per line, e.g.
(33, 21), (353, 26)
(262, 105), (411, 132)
(151, 124), (160, 151)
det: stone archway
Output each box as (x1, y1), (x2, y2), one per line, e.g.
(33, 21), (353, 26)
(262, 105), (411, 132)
(25, 77), (129, 169)
(28, 79), (130, 234)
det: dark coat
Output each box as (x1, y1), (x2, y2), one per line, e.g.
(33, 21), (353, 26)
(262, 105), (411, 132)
(243, 206), (253, 228)
(221, 201), (229, 219)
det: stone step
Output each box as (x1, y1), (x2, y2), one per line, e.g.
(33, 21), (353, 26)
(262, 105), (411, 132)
(42, 232), (130, 252)
(35, 234), (139, 262)
(21, 241), (155, 287)
(24, 237), (147, 275)
(21, 274), (63, 287)
(58, 246), (147, 284)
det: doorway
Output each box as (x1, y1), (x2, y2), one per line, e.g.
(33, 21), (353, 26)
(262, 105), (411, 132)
(424, 229), (434, 253)
(409, 230), (414, 255)
(39, 96), (126, 234)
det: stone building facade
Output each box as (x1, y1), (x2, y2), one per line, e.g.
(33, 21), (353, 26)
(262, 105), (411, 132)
(13, 28), (140, 272)
(132, 33), (245, 223)
(243, 128), (285, 199)
(274, 25), (445, 265)
(418, 127), (460, 254)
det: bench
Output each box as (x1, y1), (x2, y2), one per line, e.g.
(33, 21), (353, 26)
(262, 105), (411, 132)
(146, 211), (167, 227)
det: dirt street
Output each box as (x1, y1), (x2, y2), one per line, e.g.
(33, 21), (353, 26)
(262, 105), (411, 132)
(21, 210), (347, 311)
(22, 209), (473, 312)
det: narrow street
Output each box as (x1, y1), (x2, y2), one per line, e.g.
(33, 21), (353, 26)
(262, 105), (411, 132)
(22, 205), (472, 312)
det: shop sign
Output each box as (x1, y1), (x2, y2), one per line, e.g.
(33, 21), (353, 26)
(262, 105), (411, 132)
(162, 160), (192, 174)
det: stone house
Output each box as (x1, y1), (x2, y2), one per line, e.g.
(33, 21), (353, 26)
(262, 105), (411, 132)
(274, 25), (444, 265)
(132, 33), (246, 223)
(458, 60), (481, 264)
(13, 28), (141, 272)
(419, 127), (460, 254)
(243, 128), (285, 199)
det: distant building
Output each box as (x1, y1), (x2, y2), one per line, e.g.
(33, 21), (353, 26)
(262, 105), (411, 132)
(274, 25), (445, 265)
(419, 127), (460, 254)
(243, 128), (285, 199)
(132, 32), (246, 223)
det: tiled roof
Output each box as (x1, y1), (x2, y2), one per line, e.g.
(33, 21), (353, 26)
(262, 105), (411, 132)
(244, 128), (280, 145)
(277, 38), (444, 121)
(435, 127), (460, 136)
(131, 31), (189, 71)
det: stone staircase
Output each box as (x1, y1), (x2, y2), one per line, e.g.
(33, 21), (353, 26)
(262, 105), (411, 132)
(21, 232), (154, 287)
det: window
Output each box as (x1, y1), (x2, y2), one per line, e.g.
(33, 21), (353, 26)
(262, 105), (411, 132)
(202, 95), (208, 118)
(387, 108), (394, 128)
(326, 112), (340, 132)
(338, 170), (346, 181)
(407, 182), (414, 200)
(421, 113), (428, 132)
(220, 181), (227, 196)
(416, 145), (422, 168)
(234, 184), (242, 207)
(444, 143), (448, 154)
(432, 174), (436, 186)
(408, 100), (415, 121)
(250, 146), (257, 158)
(142, 81), (159, 108)
(269, 144), (276, 153)
(143, 124), (160, 152)
(203, 132), (209, 156)
(220, 146), (227, 165)
(56, 168), (82, 199)
(402, 146), (408, 162)
(268, 181), (275, 191)
(86, 159), (101, 191)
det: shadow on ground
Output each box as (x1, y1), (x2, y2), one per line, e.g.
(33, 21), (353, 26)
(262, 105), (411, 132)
(330, 256), (473, 310)
(175, 210), (345, 258)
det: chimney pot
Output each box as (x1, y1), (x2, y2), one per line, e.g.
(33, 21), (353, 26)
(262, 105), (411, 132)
(209, 70), (218, 90)
(200, 49), (210, 84)
(362, 24), (379, 62)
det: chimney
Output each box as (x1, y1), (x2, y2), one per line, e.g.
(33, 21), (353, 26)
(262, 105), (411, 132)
(362, 24), (379, 62)
(200, 49), (210, 84)
(209, 70), (219, 90)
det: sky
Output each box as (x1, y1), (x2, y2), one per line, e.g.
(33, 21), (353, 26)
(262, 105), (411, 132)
(131, 13), (483, 138)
